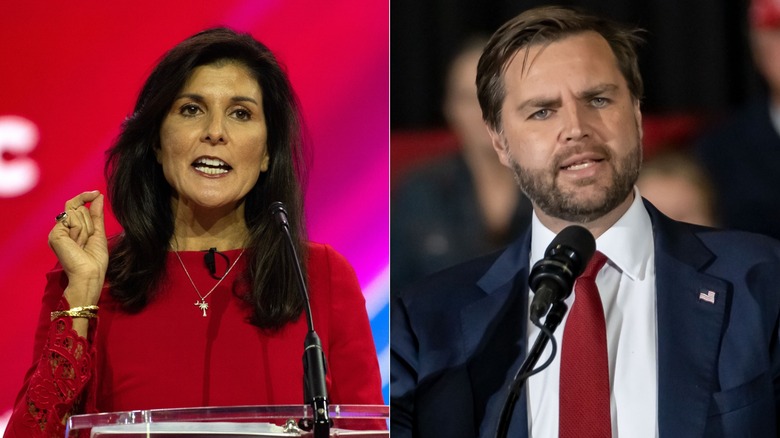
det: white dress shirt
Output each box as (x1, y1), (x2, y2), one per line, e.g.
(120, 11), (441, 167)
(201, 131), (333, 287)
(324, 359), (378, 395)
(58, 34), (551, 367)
(526, 188), (659, 437)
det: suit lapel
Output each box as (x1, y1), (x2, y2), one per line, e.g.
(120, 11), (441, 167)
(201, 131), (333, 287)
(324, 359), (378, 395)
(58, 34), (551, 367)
(460, 230), (532, 437)
(648, 202), (730, 436)
(453, 204), (729, 437)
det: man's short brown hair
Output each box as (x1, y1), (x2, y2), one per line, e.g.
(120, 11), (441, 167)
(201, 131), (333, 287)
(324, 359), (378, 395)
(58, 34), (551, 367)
(476, 6), (645, 131)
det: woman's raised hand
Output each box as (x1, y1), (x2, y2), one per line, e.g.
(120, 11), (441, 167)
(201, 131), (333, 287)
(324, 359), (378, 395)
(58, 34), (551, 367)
(48, 190), (109, 307)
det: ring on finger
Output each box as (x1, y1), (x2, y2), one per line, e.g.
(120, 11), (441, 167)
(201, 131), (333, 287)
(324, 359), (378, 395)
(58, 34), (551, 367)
(54, 211), (70, 228)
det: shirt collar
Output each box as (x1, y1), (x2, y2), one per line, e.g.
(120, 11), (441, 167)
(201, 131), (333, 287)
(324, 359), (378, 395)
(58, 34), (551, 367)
(530, 187), (654, 281)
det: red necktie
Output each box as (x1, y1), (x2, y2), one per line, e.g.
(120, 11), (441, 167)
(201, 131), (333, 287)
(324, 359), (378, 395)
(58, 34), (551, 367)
(559, 250), (611, 438)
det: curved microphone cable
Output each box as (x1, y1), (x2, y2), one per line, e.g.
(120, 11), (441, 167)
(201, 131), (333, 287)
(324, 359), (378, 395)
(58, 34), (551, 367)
(496, 225), (596, 438)
(269, 201), (331, 438)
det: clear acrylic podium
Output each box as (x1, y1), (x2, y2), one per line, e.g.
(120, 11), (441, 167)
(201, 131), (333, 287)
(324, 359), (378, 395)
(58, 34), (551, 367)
(65, 404), (389, 437)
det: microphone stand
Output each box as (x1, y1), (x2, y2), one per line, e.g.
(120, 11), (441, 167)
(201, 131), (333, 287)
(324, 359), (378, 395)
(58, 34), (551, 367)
(271, 202), (331, 438)
(495, 301), (569, 438)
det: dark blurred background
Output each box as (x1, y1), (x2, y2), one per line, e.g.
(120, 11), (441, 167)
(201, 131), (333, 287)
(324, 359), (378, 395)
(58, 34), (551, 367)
(392, 0), (759, 130)
(390, 0), (778, 290)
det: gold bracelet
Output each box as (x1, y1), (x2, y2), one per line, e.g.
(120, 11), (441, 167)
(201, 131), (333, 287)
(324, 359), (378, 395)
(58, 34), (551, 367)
(68, 305), (99, 313)
(50, 309), (98, 321)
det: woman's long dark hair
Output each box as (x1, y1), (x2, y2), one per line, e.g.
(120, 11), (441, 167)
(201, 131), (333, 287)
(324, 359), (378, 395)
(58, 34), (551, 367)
(105, 28), (308, 330)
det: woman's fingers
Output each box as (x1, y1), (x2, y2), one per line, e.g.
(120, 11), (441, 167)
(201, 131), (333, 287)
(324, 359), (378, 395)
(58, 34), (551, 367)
(50, 190), (105, 250)
(59, 191), (101, 247)
(60, 206), (87, 246)
(49, 191), (108, 308)
(63, 208), (80, 241)
(62, 190), (101, 222)
(73, 206), (93, 247)
(88, 193), (105, 236)
(77, 205), (94, 235)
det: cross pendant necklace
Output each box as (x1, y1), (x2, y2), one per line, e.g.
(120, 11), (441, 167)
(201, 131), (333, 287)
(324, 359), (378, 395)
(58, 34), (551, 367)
(173, 247), (245, 317)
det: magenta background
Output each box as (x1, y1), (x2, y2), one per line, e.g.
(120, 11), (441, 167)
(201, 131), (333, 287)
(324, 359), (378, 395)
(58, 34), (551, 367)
(0, 0), (389, 420)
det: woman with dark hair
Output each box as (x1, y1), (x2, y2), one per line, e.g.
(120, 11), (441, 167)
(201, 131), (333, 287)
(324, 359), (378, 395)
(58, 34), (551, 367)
(5, 28), (383, 437)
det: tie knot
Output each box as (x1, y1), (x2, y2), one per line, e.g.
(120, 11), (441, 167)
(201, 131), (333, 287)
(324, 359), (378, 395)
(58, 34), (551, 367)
(581, 250), (608, 280)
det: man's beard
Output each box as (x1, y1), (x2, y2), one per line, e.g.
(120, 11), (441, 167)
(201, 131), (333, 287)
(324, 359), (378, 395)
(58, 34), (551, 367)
(507, 141), (642, 223)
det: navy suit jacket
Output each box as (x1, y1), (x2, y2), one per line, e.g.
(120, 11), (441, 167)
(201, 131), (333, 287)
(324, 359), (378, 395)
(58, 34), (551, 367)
(695, 96), (780, 241)
(391, 200), (780, 437)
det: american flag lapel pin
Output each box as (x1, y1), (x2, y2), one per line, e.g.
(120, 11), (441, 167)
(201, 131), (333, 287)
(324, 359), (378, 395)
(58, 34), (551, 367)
(698, 290), (716, 304)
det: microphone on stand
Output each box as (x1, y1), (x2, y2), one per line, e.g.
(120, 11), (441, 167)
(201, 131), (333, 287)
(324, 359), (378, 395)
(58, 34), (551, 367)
(496, 225), (596, 438)
(269, 201), (331, 438)
(528, 225), (596, 325)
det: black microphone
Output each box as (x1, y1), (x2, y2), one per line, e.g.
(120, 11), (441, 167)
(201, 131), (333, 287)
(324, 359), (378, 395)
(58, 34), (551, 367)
(528, 225), (596, 325)
(269, 201), (331, 438)
(205, 248), (217, 275)
(203, 248), (232, 280)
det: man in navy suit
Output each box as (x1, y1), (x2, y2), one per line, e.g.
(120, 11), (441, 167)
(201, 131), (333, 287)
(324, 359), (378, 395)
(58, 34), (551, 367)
(391, 6), (780, 437)
(695, 0), (780, 241)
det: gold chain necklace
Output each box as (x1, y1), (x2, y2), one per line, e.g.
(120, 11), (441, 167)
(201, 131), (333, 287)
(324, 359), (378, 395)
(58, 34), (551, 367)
(173, 248), (245, 317)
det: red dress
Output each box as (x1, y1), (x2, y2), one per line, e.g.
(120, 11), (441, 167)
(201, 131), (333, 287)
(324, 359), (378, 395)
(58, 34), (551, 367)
(5, 243), (384, 437)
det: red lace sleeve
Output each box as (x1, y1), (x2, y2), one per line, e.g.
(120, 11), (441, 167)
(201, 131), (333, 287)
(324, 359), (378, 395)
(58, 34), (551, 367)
(5, 303), (97, 438)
